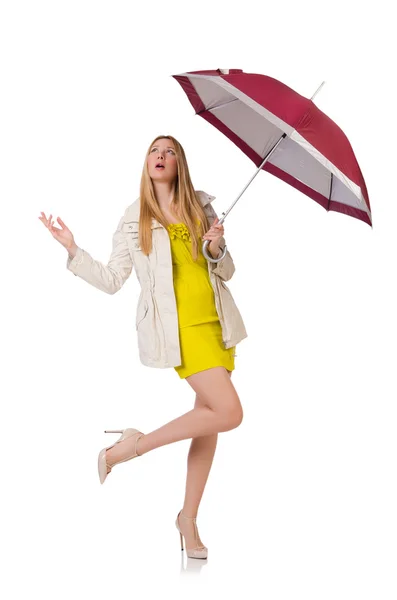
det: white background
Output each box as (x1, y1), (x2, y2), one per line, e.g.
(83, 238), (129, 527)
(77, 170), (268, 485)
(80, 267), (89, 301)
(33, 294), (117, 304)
(1, 0), (396, 597)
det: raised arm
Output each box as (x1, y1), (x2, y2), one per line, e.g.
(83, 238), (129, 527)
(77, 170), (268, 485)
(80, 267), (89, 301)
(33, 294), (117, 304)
(66, 215), (134, 294)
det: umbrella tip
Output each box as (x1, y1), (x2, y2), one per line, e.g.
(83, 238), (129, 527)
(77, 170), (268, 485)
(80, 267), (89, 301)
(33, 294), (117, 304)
(311, 81), (326, 101)
(217, 68), (244, 75)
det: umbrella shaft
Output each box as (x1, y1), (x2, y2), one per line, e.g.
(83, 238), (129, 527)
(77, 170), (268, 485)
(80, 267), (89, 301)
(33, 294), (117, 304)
(219, 132), (287, 224)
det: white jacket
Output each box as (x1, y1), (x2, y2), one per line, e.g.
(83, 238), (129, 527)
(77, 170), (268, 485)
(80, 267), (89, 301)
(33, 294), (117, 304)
(66, 190), (248, 368)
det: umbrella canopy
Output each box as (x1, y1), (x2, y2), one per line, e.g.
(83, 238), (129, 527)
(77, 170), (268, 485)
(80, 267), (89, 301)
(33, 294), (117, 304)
(172, 68), (372, 227)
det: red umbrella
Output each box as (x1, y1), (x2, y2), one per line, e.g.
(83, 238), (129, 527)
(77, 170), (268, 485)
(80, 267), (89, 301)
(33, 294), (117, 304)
(172, 68), (372, 262)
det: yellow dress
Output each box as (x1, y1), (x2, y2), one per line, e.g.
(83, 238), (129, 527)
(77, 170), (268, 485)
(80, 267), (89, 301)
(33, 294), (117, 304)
(167, 221), (235, 379)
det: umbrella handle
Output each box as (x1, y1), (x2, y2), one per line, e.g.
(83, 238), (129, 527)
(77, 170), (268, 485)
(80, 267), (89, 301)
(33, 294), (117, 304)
(202, 239), (227, 263)
(202, 212), (228, 263)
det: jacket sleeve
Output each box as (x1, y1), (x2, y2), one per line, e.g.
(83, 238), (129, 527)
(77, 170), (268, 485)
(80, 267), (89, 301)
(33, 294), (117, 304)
(66, 215), (134, 294)
(205, 204), (236, 282)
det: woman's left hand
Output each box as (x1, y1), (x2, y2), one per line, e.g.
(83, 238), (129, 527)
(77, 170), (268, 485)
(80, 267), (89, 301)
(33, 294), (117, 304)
(202, 217), (224, 244)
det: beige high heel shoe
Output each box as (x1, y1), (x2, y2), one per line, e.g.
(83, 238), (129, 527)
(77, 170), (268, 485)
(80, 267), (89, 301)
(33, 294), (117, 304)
(175, 510), (208, 559)
(98, 428), (144, 484)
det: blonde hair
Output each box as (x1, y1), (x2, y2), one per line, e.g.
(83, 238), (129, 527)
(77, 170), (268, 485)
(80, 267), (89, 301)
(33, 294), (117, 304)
(138, 134), (211, 261)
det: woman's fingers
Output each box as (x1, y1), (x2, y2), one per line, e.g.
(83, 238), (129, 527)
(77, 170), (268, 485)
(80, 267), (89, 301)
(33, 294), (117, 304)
(39, 212), (64, 231)
(203, 233), (223, 241)
(201, 216), (225, 241)
(203, 224), (224, 240)
(39, 213), (56, 237)
(39, 213), (51, 229)
(57, 216), (67, 230)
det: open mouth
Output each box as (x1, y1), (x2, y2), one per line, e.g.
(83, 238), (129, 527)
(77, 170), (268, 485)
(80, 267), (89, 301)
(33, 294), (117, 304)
(156, 163), (165, 169)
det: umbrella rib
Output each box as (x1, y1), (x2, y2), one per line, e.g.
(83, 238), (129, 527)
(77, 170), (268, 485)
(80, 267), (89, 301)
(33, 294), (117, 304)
(197, 98), (240, 114)
(328, 172), (334, 211)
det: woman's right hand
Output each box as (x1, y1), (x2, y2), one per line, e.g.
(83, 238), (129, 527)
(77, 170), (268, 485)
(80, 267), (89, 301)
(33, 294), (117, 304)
(38, 212), (77, 253)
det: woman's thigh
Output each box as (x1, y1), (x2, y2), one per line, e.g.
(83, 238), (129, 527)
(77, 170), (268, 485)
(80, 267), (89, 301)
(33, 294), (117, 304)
(187, 367), (241, 418)
(194, 369), (232, 409)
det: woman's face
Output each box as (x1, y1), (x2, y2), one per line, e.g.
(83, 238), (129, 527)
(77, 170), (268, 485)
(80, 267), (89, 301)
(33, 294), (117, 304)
(147, 138), (178, 183)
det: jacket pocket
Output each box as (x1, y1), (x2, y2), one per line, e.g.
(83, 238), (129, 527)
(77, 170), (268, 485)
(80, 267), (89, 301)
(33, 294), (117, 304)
(122, 223), (142, 252)
(135, 293), (161, 362)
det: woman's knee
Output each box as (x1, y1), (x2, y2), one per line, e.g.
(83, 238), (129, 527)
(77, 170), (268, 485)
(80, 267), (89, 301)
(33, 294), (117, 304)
(219, 402), (243, 431)
(187, 367), (243, 429)
(195, 393), (243, 431)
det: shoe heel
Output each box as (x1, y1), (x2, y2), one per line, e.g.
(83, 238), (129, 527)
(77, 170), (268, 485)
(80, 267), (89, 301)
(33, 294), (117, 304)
(98, 428), (143, 485)
(175, 509), (208, 559)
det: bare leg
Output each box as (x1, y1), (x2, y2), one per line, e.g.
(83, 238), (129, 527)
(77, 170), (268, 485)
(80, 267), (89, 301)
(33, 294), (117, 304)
(106, 367), (241, 467)
(183, 370), (233, 516)
(177, 370), (233, 550)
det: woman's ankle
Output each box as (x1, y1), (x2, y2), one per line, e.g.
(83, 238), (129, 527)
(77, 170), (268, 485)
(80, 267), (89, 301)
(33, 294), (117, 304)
(181, 507), (198, 519)
(136, 433), (148, 456)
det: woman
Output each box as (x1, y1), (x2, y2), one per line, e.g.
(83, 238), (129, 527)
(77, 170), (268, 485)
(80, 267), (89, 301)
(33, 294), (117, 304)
(39, 135), (247, 559)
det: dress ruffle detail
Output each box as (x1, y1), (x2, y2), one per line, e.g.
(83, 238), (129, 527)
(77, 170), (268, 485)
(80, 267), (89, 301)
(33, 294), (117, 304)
(167, 222), (191, 241)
